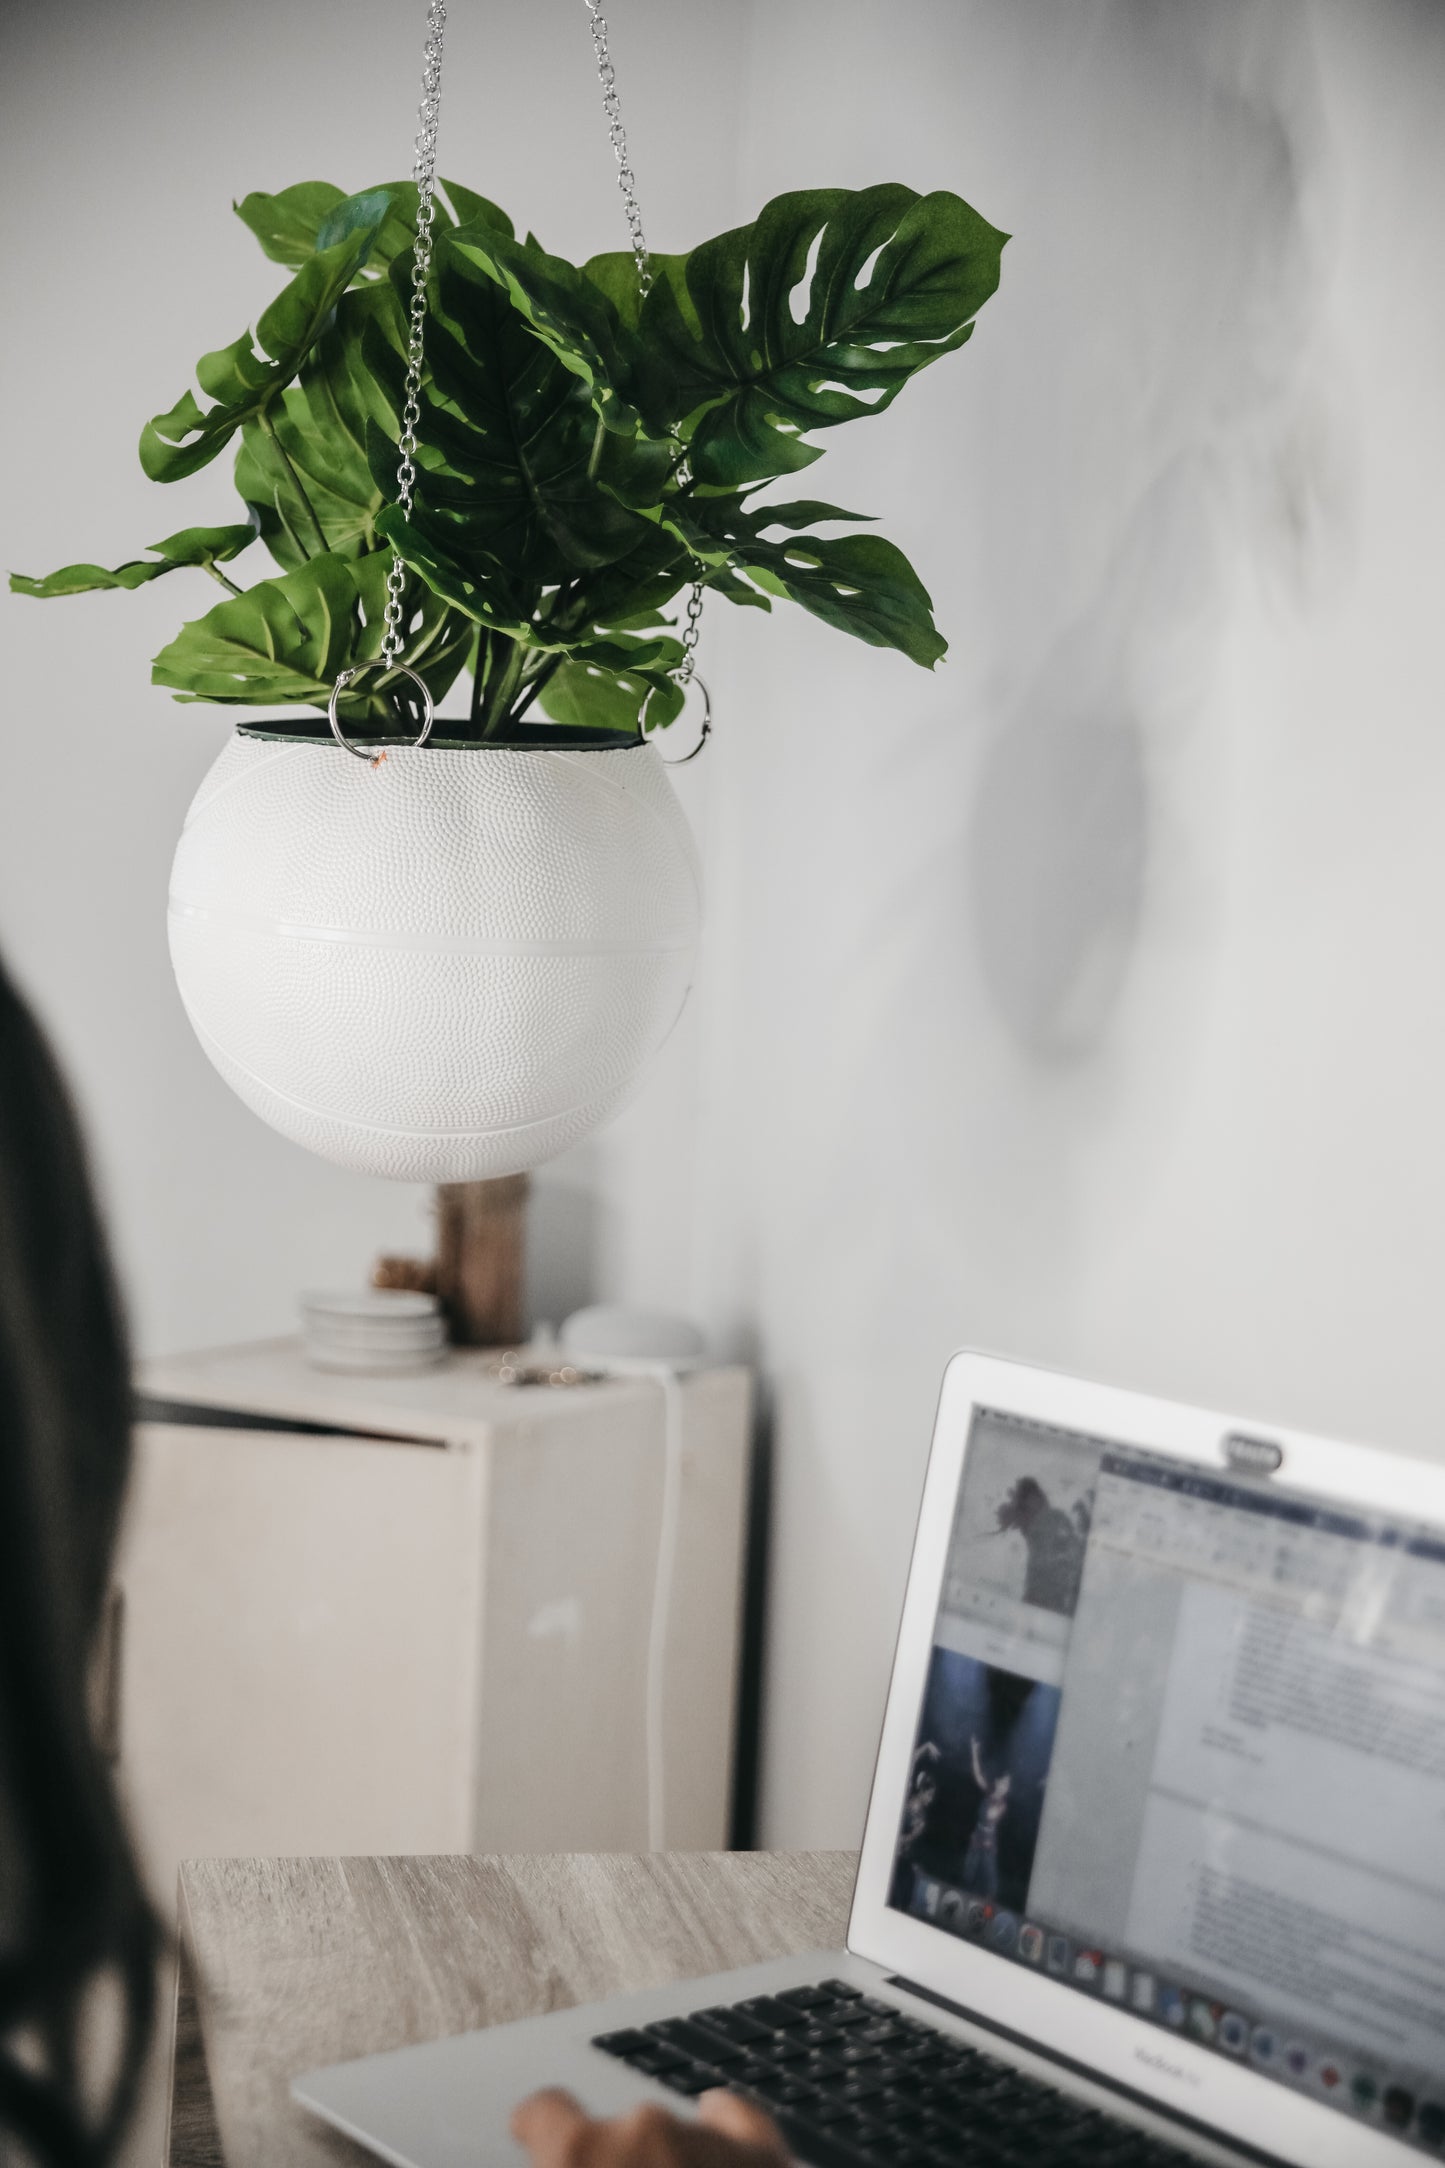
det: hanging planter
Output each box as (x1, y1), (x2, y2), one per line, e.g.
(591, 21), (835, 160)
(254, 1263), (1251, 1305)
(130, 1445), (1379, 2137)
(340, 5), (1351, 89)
(11, 0), (1006, 1182)
(168, 720), (698, 1178)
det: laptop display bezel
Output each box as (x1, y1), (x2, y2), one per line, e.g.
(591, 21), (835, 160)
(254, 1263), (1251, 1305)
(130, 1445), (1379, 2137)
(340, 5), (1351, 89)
(847, 1349), (1445, 2168)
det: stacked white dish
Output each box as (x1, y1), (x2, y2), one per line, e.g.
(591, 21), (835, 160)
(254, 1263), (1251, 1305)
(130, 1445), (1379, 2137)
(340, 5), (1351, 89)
(300, 1290), (447, 1374)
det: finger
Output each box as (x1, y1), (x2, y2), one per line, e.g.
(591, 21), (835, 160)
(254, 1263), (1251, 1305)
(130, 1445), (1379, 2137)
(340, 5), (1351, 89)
(697, 2090), (790, 2158)
(512, 2089), (591, 2168)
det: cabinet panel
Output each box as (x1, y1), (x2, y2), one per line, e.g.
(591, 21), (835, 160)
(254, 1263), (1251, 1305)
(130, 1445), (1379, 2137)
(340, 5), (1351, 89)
(116, 1424), (486, 1902)
(472, 1372), (751, 1851)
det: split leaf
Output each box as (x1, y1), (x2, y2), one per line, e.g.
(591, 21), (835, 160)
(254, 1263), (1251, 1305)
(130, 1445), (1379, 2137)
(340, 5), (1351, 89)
(151, 551), (471, 716)
(234, 179), (510, 273)
(449, 224), (647, 437)
(9, 522), (257, 597)
(631, 183), (1007, 485)
(139, 212), (389, 483)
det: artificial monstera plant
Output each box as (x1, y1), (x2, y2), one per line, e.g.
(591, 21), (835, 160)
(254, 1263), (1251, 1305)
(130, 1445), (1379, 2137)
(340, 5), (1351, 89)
(12, 177), (1006, 740)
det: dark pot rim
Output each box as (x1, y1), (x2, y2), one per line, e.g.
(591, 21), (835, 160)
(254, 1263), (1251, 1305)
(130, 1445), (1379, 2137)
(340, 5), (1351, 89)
(236, 717), (646, 753)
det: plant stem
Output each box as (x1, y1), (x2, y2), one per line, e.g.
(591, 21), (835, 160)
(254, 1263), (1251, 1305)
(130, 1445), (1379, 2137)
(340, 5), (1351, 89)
(470, 631), (495, 733)
(255, 408), (329, 560)
(202, 562), (243, 597)
(481, 641), (526, 739)
(509, 653), (561, 728)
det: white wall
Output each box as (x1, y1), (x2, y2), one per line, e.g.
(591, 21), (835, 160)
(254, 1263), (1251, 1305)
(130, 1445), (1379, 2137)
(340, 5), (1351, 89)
(4, 2), (1445, 1852)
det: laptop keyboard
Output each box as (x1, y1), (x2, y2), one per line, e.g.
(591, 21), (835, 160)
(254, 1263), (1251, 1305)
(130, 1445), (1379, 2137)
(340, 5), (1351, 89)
(593, 1977), (1201, 2168)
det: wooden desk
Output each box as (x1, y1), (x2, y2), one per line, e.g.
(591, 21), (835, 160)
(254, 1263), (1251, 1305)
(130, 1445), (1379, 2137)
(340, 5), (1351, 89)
(168, 1853), (856, 2168)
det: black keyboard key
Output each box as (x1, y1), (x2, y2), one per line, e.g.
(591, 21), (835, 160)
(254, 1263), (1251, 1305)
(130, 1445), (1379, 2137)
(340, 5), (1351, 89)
(770, 2111), (879, 2168)
(839, 2043), (885, 2067)
(593, 2029), (651, 2058)
(839, 2069), (890, 2102)
(736, 1995), (811, 2029)
(856, 2020), (910, 2046)
(733, 2059), (787, 2091)
(800, 2024), (847, 2050)
(659, 2064), (730, 2098)
(900, 2073), (940, 2098)
(909, 2045), (968, 2074)
(836, 2110), (890, 2146)
(804, 2095), (859, 2126)
(746, 2073), (822, 2110)
(889, 2111), (934, 2140)
(756, 2034), (811, 2065)
(629, 2048), (688, 2076)
(649, 2019), (745, 2065)
(617, 1984), (1204, 2168)
(694, 2006), (772, 2045)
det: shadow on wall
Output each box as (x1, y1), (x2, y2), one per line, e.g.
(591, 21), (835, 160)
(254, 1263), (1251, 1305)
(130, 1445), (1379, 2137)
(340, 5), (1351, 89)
(968, 2), (1336, 1060)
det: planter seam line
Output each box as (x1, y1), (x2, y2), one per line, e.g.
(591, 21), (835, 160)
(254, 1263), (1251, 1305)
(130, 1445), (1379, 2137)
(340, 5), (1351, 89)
(183, 1012), (641, 1141)
(167, 901), (694, 956)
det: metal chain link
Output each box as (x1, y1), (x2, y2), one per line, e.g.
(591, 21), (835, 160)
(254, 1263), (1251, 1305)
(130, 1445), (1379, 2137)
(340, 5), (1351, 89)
(329, 0), (446, 757)
(674, 581), (704, 687)
(583, 0), (706, 715)
(380, 0), (448, 676)
(583, 0), (653, 298)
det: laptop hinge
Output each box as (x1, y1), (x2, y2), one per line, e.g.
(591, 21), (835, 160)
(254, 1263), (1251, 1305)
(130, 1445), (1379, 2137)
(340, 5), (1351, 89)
(887, 1974), (1290, 2168)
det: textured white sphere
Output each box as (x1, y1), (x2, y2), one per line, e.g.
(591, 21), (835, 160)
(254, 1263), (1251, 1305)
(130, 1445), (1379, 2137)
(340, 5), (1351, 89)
(168, 733), (701, 1180)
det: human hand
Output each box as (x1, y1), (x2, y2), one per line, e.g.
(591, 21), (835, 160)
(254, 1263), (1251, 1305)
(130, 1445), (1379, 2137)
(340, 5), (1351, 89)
(512, 2085), (790, 2168)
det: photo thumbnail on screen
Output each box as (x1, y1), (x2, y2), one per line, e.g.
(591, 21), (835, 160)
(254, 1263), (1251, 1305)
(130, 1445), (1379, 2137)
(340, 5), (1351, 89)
(891, 1650), (1062, 1935)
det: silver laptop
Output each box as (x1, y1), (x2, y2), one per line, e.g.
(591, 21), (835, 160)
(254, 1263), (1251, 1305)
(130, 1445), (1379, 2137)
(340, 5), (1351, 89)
(295, 1350), (1445, 2168)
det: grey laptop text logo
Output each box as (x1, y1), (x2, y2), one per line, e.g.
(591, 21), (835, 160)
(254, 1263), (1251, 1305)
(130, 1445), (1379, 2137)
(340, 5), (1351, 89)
(1134, 2046), (1201, 2089)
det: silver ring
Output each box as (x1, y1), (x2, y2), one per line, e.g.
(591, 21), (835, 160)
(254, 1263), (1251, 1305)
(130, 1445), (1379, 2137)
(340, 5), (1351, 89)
(328, 663), (436, 763)
(646, 672), (712, 765)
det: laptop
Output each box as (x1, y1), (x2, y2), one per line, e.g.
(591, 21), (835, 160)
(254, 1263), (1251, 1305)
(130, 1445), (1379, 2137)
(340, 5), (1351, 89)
(294, 1350), (1445, 2167)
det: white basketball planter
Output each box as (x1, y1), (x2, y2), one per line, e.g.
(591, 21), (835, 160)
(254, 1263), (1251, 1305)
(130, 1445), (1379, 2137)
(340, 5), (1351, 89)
(168, 726), (701, 1182)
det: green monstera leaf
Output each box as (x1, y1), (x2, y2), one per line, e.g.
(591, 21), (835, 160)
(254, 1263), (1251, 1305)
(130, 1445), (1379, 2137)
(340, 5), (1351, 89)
(10, 521), (257, 596)
(738, 531), (945, 664)
(449, 223), (652, 439)
(234, 288), (406, 568)
(389, 241), (661, 583)
(16, 164), (1004, 739)
(607, 184), (1007, 486)
(688, 496), (945, 664)
(375, 503), (536, 644)
(233, 181), (354, 267)
(139, 210), (388, 484)
(151, 552), (471, 717)
(379, 506), (684, 674)
(235, 179), (510, 274)
(538, 644), (686, 736)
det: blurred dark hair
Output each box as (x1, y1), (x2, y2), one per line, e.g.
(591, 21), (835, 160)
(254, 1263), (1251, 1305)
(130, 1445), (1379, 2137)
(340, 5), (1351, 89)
(0, 957), (157, 2164)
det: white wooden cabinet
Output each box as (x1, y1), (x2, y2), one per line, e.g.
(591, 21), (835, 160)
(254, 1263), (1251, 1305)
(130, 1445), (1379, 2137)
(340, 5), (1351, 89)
(117, 1341), (751, 1911)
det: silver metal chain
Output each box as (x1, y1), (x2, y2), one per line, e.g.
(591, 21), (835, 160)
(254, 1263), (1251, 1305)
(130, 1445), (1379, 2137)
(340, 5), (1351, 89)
(583, 0), (653, 298)
(381, 0), (448, 676)
(329, 0), (446, 758)
(583, 0), (705, 708)
(675, 581), (704, 688)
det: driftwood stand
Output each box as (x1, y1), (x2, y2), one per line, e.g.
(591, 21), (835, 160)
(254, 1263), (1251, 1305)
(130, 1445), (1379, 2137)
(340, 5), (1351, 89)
(375, 1175), (530, 1347)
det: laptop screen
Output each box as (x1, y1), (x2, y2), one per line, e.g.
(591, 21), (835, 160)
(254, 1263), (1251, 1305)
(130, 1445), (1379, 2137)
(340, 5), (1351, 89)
(887, 1406), (1445, 2157)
